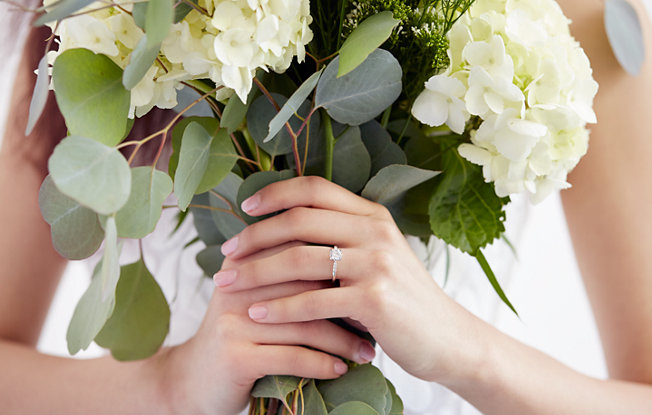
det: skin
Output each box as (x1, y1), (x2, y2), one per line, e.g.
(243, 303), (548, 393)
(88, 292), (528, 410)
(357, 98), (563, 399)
(0, 0), (650, 414)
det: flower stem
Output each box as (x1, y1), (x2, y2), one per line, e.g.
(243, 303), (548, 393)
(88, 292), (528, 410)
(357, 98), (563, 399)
(322, 110), (335, 181)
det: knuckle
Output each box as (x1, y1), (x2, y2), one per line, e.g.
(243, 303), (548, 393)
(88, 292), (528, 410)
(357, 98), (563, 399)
(374, 204), (393, 220)
(373, 220), (399, 242)
(370, 249), (395, 277)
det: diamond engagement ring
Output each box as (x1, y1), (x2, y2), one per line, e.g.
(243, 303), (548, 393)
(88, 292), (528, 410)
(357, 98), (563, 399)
(329, 246), (342, 282)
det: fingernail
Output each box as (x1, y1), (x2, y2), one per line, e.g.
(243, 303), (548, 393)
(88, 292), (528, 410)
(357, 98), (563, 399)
(241, 194), (260, 214)
(357, 342), (376, 363)
(213, 270), (237, 287)
(221, 237), (238, 256)
(334, 361), (348, 375)
(248, 305), (268, 320)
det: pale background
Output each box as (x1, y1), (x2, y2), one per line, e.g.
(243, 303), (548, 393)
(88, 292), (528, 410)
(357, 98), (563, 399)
(0, 0), (650, 386)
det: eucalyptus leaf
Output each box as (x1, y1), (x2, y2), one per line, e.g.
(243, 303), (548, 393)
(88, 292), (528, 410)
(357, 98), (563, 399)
(26, 54), (50, 135)
(328, 402), (381, 415)
(146, 0), (174, 47)
(337, 11), (399, 77)
(385, 379), (403, 415)
(319, 364), (388, 413)
(360, 121), (407, 176)
(208, 173), (246, 239)
(605, 0), (646, 76)
(132, 3), (147, 29)
(35, 0), (96, 25)
(174, 122), (212, 211)
(248, 93), (311, 157)
(95, 259), (171, 360)
(39, 176), (104, 260)
(297, 380), (328, 415)
(362, 165), (439, 205)
(196, 245), (225, 276)
(190, 193), (226, 245)
(332, 127), (371, 192)
(100, 216), (120, 301)
(114, 167), (173, 239)
(428, 147), (508, 254)
(49, 136), (132, 215)
(236, 170), (295, 223)
(315, 49), (402, 126)
(66, 264), (115, 355)
(173, 86), (214, 117)
(195, 128), (239, 194)
(174, 0), (199, 23)
(251, 375), (302, 407)
(221, 87), (256, 134)
(264, 69), (323, 143)
(122, 36), (160, 90)
(53, 49), (130, 146)
(169, 117), (220, 179)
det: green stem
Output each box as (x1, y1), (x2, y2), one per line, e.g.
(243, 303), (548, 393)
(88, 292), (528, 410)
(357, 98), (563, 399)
(380, 106), (392, 128)
(475, 250), (519, 317)
(322, 111), (335, 181)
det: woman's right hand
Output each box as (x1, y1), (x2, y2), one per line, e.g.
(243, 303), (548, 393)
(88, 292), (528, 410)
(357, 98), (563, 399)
(156, 243), (376, 415)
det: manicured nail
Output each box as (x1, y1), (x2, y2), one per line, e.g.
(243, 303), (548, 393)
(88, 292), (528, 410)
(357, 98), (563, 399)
(357, 342), (376, 363)
(241, 194), (260, 214)
(248, 305), (268, 320)
(334, 361), (348, 375)
(213, 270), (237, 287)
(221, 237), (238, 256)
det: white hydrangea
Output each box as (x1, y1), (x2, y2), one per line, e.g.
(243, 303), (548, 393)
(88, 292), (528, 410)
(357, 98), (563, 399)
(412, 0), (598, 202)
(44, 0), (313, 117)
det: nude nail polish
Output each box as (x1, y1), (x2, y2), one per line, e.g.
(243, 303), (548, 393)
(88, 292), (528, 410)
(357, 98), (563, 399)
(213, 270), (237, 287)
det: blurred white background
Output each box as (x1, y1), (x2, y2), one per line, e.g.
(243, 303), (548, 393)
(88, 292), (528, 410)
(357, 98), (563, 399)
(0, 0), (650, 381)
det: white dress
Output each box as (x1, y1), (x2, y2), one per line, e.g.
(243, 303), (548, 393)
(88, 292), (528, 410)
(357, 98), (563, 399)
(0, 4), (608, 413)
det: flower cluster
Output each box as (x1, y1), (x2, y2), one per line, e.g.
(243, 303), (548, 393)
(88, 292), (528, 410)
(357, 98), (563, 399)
(412, 0), (598, 202)
(45, 0), (312, 117)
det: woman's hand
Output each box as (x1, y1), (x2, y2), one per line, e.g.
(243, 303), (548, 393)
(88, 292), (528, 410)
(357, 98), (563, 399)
(158, 241), (376, 415)
(215, 176), (483, 385)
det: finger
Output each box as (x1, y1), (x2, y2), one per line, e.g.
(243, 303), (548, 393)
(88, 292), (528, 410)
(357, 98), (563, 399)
(221, 240), (305, 270)
(253, 345), (350, 380)
(248, 320), (376, 364)
(247, 287), (360, 325)
(211, 279), (332, 310)
(221, 207), (401, 259)
(240, 175), (388, 219)
(215, 245), (394, 291)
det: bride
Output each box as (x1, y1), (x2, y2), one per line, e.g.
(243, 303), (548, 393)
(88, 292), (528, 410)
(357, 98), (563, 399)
(1, 0), (651, 413)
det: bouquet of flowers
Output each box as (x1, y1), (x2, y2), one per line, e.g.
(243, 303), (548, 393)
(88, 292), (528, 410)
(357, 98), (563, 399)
(26, 0), (597, 412)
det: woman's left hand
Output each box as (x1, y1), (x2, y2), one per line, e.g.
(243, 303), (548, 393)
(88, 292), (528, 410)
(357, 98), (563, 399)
(214, 176), (482, 383)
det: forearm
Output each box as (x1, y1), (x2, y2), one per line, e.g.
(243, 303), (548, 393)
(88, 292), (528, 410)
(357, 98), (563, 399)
(0, 340), (172, 414)
(438, 309), (652, 414)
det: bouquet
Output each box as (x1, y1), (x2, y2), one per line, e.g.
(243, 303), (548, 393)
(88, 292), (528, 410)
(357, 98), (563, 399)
(24, 0), (597, 412)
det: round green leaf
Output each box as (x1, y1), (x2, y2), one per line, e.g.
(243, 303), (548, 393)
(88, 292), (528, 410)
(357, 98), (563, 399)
(252, 376), (302, 405)
(174, 122), (213, 211)
(53, 49), (130, 146)
(169, 117), (220, 179)
(208, 173), (247, 239)
(385, 379), (403, 415)
(319, 364), (388, 413)
(123, 36), (160, 90)
(39, 176), (104, 260)
(66, 264), (115, 355)
(190, 193), (227, 245)
(195, 128), (239, 194)
(315, 49), (402, 126)
(337, 11), (399, 77)
(48, 136), (132, 215)
(332, 127), (371, 193)
(297, 380), (328, 415)
(360, 121), (407, 176)
(361, 164), (439, 205)
(196, 245), (225, 277)
(95, 259), (170, 361)
(328, 402), (381, 415)
(114, 167), (173, 238)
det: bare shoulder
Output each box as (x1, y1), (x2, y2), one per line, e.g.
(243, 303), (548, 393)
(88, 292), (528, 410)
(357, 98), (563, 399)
(558, 0), (652, 383)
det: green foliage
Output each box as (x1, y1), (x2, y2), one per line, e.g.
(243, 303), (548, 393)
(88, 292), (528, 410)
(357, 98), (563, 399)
(196, 245), (225, 276)
(251, 376), (302, 409)
(173, 122), (213, 211)
(361, 164), (439, 206)
(428, 146), (509, 254)
(66, 264), (115, 355)
(52, 49), (131, 146)
(332, 127), (371, 193)
(319, 365), (389, 413)
(114, 167), (173, 239)
(297, 380), (328, 415)
(604, 0), (646, 76)
(39, 176), (104, 260)
(359, 121), (407, 176)
(315, 49), (402, 126)
(99, 216), (121, 301)
(26, 55), (50, 136)
(208, 173), (247, 239)
(236, 170), (296, 223)
(35, 0), (96, 26)
(338, 12), (399, 77)
(48, 136), (132, 215)
(95, 259), (170, 361)
(329, 402), (381, 414)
